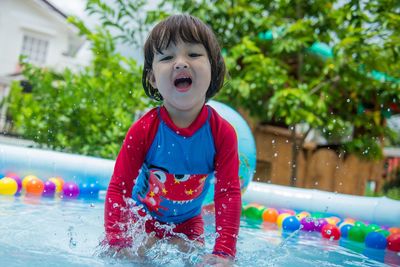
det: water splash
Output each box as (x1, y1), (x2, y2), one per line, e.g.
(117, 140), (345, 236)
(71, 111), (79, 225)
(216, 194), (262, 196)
(94, 198), (207, 266)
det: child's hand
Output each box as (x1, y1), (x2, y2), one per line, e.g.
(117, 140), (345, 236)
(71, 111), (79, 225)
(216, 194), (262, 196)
(197, 253), (234, 267)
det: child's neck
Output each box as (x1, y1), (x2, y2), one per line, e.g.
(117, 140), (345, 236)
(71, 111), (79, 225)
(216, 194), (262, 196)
(164, 103), (204, 129)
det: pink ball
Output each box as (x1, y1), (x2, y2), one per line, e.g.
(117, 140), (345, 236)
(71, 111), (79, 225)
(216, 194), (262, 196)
(43, 180), (56, 197)
(62, 182), (80, 199)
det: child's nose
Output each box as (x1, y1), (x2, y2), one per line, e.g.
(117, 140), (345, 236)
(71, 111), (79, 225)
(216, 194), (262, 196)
(174, 58), (188, 70)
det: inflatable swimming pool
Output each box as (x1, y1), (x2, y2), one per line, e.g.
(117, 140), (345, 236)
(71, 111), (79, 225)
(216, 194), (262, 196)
(1, 142), (399, 227)
(1, 143), (400, 266)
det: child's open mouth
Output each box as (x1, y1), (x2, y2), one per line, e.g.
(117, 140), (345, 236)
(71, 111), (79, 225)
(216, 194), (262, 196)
(174, 77), (192, 92)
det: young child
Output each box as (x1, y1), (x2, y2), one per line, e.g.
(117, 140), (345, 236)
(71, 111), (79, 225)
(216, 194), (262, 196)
(104, 14), (241, 265)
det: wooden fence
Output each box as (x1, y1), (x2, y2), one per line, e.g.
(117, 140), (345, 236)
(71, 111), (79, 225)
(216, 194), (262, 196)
(254, 124), (385, 195)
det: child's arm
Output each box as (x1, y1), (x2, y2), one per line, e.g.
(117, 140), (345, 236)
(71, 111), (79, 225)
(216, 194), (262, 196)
(210, 109), (242, 259)
(104, 108), (159, 247)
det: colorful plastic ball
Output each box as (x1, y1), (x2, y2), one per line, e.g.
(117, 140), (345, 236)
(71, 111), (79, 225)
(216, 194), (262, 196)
(354, 221), (366, 228)
(0, 177), (18, 195)
(26, 178), (44, 196)
(387, 233), (400, 252)
(262, 208), (279, 223)
(365, 224), (381, 235)
(389, 227), (400, 235)
(79, 182), (100, 198)
(9, 176), (22, 194)
(348, 226), (366, 242)
(300, 216), (316, 232)
(326, 216), (341, 226)
(343, 218), (355, 224)
(311, 212), (325, 219)
(365, 232), (387, 249)
(62, 182), (80, 199)
(282, 216), (301, 231)
(339, 223), (353, 238)
(321, 224), (341, 240)
(278, 209), (295, 215)
(42, 180), (56, 197)
(243, 204), (265, 220)
(22, 175), (38, 190)
(48, 177), (62, 193)
(377, 229), (390, 238)
(276, 213), (291, 228)
(314, 218), (328, 232)
(296, 211), (310, 221)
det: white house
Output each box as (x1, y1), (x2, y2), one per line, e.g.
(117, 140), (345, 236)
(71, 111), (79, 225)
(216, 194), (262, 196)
(0, 0), (88, 76)
(0, 0), (89, 131)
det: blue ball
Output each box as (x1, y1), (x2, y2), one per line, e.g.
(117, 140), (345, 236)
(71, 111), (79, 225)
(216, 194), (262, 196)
(340, 224), (353, 238)
(203, 101), (256, 204)
(282, 216), (301, 231)
(365, 232), (387, 250)
(79, 182), (100, 198)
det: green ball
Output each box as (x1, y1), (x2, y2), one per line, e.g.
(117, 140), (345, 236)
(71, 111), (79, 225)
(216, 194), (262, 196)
(365, 224), (381, 234)
(354, 221), (366, 228)
(311, 212), (325, 219)
(243, 206), (265, 220)
(348, 226), (366, 242)
(377, 229), (390, 237)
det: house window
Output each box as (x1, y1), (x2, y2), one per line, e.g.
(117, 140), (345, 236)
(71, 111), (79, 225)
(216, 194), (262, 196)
(20, 35), (49, 65)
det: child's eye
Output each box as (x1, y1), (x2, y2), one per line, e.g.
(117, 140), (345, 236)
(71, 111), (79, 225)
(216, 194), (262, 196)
(189, 53), (202, 58)
(160, 56), (172, 61)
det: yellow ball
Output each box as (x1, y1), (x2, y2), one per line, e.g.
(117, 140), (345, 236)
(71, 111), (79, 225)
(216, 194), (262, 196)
(49, 177), (62, 193)
(296, 211), (310, 221)
(276, 213), (291, 228)
(0, 177), (18, 195)
(22, 175), (38, 190)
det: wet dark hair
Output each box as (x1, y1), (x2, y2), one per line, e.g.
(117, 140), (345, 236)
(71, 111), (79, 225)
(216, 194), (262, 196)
(142, 14), (226, 101)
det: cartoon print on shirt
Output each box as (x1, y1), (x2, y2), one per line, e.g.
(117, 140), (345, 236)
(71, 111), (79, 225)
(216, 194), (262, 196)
(137, 165), (208, 215)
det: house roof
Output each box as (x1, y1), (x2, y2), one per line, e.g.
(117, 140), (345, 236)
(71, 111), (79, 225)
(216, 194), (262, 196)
(39, 0), (68, 19)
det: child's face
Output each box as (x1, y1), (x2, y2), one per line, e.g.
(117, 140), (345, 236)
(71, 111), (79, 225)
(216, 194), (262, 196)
(149, 41), (211, 113)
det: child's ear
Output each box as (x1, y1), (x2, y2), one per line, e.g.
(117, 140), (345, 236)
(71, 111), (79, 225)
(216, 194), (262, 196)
(148, 71), (157, 89)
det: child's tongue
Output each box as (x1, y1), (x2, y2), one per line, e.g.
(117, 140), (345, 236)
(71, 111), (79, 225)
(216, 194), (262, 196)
(176, 80), (190, 89)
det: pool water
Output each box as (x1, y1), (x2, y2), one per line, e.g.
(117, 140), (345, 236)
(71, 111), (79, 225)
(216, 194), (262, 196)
(1, 195), (399, 267)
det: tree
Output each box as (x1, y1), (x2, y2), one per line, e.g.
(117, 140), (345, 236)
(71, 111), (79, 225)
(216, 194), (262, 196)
(152, 0), (400, 185)
(4, 20), (148, 158)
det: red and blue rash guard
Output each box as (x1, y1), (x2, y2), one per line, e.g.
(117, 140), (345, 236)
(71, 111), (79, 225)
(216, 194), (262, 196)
(104, 104), (241, 257)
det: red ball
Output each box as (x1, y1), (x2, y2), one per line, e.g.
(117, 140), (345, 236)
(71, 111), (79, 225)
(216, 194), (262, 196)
(387, 233), (400, 252)
(321, 224), (341, 240)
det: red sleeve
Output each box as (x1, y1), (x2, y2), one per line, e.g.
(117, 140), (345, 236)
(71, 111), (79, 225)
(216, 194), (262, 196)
(209, 107), (241, 258)
(104, 108), (159, 247)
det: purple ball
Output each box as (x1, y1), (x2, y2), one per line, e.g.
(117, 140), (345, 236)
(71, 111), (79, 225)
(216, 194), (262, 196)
(314, 218), (328, 232)
(10, 176), (22, 194)
(43, 180), (56, 197)
(301, 217), (316, 232)
(62, 182), (80, 199)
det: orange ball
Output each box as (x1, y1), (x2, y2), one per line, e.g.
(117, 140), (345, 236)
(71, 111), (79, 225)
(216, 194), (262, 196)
(343, 218), (355, 224)
(262, 208), (279, 223)
(26, 178), (44, 196)
(22, 175), (38, 190)
(389, 227), (400, 235)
